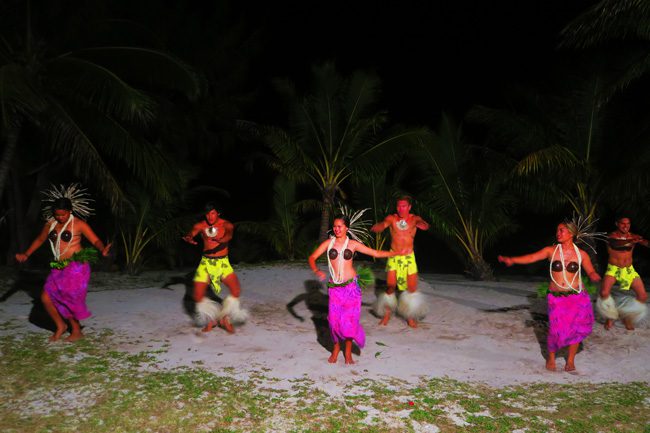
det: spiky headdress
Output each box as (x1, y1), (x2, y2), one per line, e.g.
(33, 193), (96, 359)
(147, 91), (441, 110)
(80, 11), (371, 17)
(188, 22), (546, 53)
(563, 214), (607, 254)
(41, 183), (94, 220)
(333, 204), (372, 244)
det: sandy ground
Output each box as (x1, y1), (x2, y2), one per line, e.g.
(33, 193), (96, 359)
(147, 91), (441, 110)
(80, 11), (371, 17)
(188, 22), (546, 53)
(1, 263), (649, 395)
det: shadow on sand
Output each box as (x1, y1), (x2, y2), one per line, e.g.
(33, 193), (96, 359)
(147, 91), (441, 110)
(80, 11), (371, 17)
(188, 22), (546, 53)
(483, 290), (587, 367)
(162, 272), (223, 321)
(1, 269), (56, 332)
(286, 280), (362, 356)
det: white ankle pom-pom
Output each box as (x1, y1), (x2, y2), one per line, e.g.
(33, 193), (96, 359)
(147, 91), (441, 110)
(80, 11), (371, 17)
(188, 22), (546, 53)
(617, 297), (648, 325)
(220, 296), (249, 325)
(372, 292), (397, 316)
(596, 296), (619, 320)
(194, 298), (221, 327)
(397, 291), (428, 320)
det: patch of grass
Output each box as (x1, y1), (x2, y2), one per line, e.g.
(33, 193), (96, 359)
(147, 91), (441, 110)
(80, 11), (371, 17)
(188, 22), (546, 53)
(1, 331), (649, 433)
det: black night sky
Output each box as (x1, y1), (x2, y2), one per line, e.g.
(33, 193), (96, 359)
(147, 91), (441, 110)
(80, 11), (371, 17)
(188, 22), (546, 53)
(4, 0), (649, 276)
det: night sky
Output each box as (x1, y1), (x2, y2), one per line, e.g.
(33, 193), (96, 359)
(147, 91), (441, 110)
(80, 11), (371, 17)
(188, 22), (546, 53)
(6, 0), (618, 272)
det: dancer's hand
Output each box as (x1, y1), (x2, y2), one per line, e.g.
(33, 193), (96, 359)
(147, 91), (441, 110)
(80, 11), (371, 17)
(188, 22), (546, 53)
(498, 255), (513, 267)
(15, 253), (29, 263)
(182, 235), (197, 245)
(314, 270), (326, 281)
(101, 243), (112, 257)
(588, 271), (601, 283)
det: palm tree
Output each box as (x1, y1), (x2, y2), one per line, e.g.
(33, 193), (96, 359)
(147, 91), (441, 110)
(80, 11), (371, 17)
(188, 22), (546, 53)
(0, 1), (201, 213)
(414, 114), (516, 280)
(236, 176), (319, 260)
(467, 70), (612, 226)
(560, 0), (650, 94)
(247, 61), (427, 240)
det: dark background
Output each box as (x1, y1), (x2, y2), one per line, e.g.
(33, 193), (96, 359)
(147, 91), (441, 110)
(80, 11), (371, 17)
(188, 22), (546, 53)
(9, 0), (648, 277)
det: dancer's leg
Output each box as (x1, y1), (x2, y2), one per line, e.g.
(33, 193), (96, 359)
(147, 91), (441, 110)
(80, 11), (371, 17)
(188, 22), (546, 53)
(406, 274), (419, 328)
(379, 271), (396, 326)
(600, 275), (617, 330)
(328, 342), (340, 363)
(565, 344), (579, 371)
(343, 339), (355, 364)
(41, 291), (67, 341)
(219, 273), (242, 333)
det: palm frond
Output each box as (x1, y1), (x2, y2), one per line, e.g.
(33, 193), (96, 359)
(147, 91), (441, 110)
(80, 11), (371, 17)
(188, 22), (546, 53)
(560, 0), (650, 49)
(66, 47), (202, 101)
(46, 56), (156, 124)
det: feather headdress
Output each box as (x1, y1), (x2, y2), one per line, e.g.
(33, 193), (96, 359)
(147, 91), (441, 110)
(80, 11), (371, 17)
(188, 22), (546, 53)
(41, 183), (94, 220)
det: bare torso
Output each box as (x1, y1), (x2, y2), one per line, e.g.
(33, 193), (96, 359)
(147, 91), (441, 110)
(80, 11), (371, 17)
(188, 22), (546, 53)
(196, 219), (230, 258)
(607, 231), (640, 267)
(547, 244), (583, 292)
(327, 237), (360, 281)
(47, 217), (90, 260)
(386, 214), (421, 253)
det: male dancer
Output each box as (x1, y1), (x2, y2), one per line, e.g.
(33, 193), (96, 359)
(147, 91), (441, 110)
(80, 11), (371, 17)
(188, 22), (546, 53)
(597, 216), (648, 330)
(183, 202), (247, 333)
(370, 196), (429, 327)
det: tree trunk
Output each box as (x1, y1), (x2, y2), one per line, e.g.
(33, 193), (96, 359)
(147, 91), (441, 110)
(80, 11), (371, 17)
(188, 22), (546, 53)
(466, 255), (496, 281)
(318, 188), (335, 241)
(0, 125), (20, 205)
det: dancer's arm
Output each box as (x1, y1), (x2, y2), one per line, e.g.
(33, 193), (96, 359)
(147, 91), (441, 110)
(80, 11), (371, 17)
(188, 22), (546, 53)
(80, 220), (112, 256)
(498, 247), (552, 266)
(371, 215), (392, 233)
(216, 221), (235, 244)
(579, 250), (601, 282)
(308, 240), (329, 281)
(182, 222), (202, 245)
(353, 241), (407, 258)
(15, 223), (50, 263)
(415, 215), (430, 231)
(632, 234), (649, 247)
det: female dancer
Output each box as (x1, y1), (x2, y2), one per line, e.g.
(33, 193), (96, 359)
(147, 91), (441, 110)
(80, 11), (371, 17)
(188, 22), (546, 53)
(308, 214), (404, 364)
(498, 221), (601, 372)
(15, 185), (111, 342)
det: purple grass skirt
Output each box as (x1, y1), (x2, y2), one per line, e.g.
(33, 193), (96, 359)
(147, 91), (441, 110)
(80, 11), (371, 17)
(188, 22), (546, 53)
(44, 262), (92, 321)
(546, 290), (594, 352)
(328, 278), (365, 348)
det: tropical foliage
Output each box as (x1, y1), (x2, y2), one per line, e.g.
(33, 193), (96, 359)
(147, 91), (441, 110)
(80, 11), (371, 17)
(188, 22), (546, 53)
(247, 61), (426, 240)
(236, 176), (319, 261)
(414, 114), (516, 280)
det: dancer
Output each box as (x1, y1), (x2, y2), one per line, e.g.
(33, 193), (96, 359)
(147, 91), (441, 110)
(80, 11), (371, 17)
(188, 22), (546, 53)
(370, 195), (430, 327)
(597, 216), (648, 330)
(309, 214), (404, 364)
(498, 221), (601, 372)
(183, 202), (247, 334)
(15, 184), (111, 342)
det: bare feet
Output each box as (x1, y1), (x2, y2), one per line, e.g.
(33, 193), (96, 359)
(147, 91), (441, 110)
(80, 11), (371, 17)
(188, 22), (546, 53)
(545, 357), (556, 371)
(65, 331), (84, 342)
(219, 317), (234, 334)
(407, 318), (418, 328)
(49, 326), (67, 342)
(328, 345), (340, 363)
(379, 308), (391, 326)
(201, 321), (216, 332)
(344, 355), (355, 364)
(623, 318), (635, 331)
(604, 319), (614, 330)
(564, 362), (576, 372)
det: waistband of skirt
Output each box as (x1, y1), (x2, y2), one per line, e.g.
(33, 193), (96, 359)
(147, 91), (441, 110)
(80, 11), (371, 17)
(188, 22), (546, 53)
(327, 277), (357, 288)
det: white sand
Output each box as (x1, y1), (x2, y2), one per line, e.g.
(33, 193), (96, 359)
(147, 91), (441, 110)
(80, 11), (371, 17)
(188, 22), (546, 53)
(1, 263), (649, 394)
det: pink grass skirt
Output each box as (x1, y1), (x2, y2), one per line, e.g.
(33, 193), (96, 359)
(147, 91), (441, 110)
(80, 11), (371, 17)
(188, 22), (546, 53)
(546, 290), (594, 352)
(328, 278), (365, 348)
(44, 262), (92, 321)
